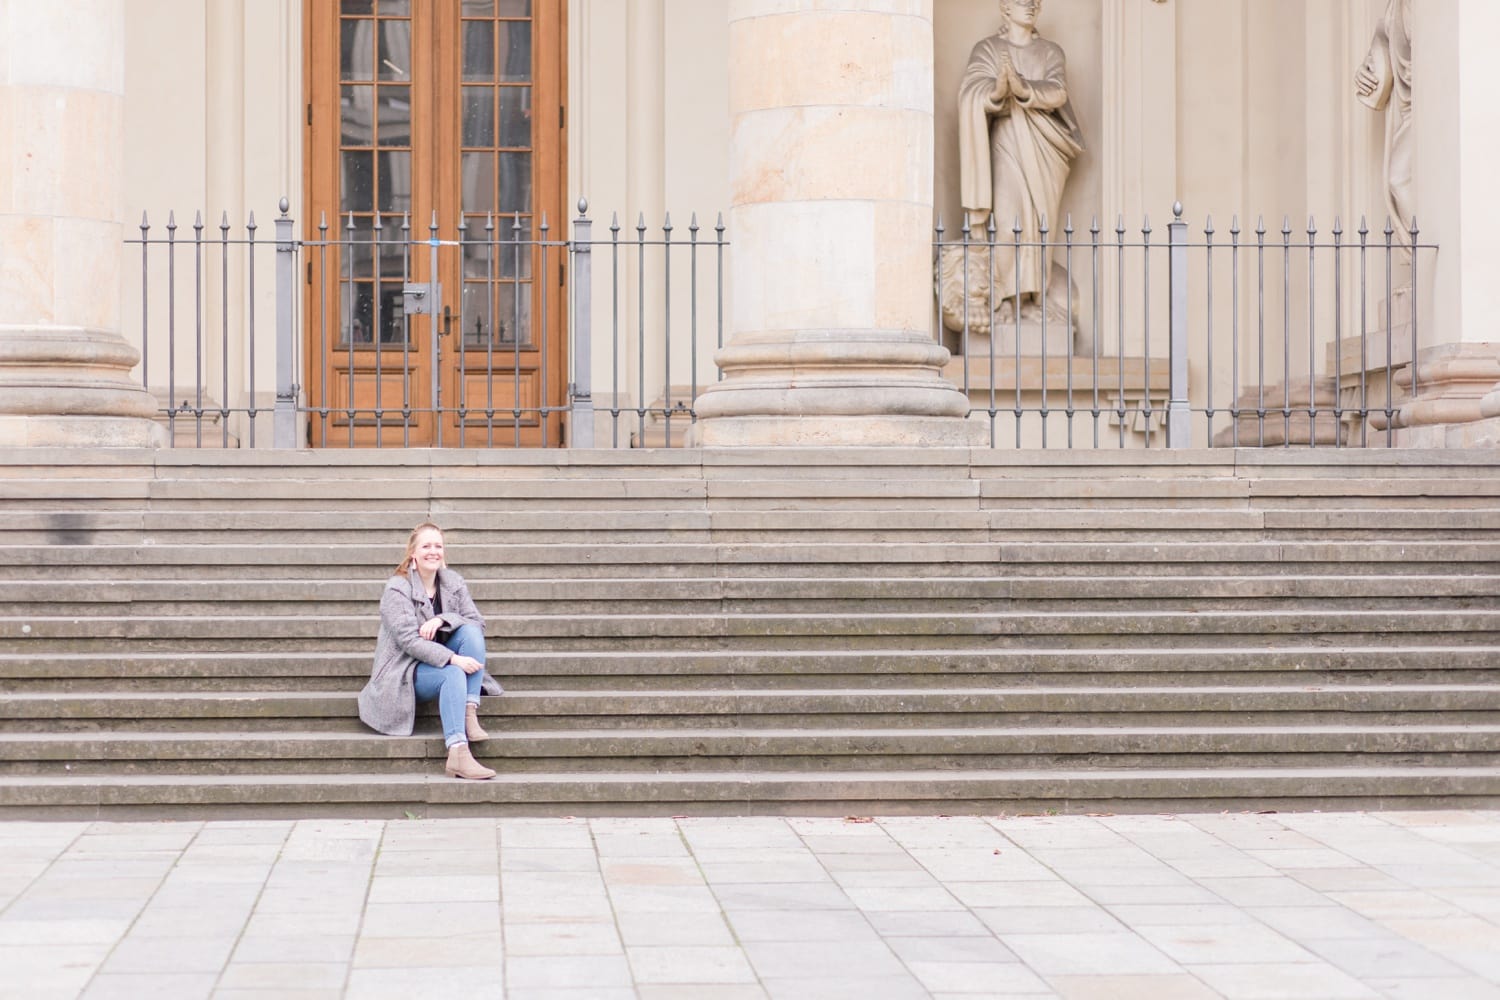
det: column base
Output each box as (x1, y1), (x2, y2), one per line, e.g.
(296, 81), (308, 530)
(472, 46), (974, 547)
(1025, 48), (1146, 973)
(0, 326), (168, 448)
(0, 414), (167, 448)
(1368, 342), (1500, 446)
(689, 413), (986, 448)
(691, 331), (982, 447)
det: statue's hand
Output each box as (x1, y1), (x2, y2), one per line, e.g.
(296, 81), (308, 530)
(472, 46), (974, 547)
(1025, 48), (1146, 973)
(1354, 64), (1378, 97)
(1007, 61), (1033, 102)
(991, 50), (1011, 102)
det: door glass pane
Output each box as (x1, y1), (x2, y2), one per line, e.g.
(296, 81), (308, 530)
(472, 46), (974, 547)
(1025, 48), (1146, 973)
(347, 221), (373, 273)
(462, 88), (494, 146)
(497, 153), (531, 212)
(462, 0), (533, 15)
(377, 86), (412, 145)
(378, 231), (411, 278)
(346, 222), (410, 277)
(341, 281), (408, 346)
(462, 21), (495, 82)
(460, 283), (492, 347)
(378, 20), (412, 80)
(493, 284), (532, 346)
(498, 88), (530, 147)
(377, 150), (412, 212)
(342, 85), (374, 144)
(497, 22), (531, 81)
(462, 152), (495, 213)
(341, 151), (374, 213)
(341, 281), (374, 344)
(378, 281), (407, 343)
(464, 227), (532, 279)
(461, 282), (532, 347)
(342, 0), (374, 14)
(378, 0), (410, 15)
(341, 19), (374, 80)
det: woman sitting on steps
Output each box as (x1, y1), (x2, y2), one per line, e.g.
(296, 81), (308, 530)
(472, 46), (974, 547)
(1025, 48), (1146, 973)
(358, 521), (501, 780)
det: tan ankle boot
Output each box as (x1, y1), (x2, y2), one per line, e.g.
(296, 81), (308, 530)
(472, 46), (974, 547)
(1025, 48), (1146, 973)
(445, 742), (495, 780)
(464, 702), (490, 742)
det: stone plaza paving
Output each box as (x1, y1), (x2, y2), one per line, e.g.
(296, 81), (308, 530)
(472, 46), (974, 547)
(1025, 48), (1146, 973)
(2, 811), (1499, 1000)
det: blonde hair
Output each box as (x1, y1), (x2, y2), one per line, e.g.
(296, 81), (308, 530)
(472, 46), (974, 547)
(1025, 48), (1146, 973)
(396, 522), (445, 576)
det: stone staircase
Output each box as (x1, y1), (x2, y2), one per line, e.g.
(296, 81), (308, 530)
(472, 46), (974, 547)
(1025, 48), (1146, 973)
(2, 447), (1499, 818)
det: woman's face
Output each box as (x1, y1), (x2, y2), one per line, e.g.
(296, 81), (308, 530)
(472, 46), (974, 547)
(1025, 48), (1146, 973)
(412, 528), (445, 573)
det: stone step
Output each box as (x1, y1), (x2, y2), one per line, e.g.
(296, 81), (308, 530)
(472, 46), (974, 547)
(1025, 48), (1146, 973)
(15, 598), (1500, 621)
(5, 446), (1499, 817)
(14, 628), (1498, 658)
(7, 539), (1500, 575)
(10, 576), (1500, 619)
(3, 765), (1498, 818)
(3, 726), (1498, 776)
(11, 590), (1500, 620)
(4, 686), (1496, 733)
(14, 474), (1500, 509)
(9, 608), (1500, 637)
(12, 510), (1500, 549)
(5, 646), (1497, 693)
(5, 444), (1498, 475)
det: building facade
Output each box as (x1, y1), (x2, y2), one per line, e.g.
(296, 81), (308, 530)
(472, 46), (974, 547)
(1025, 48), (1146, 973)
(4, 0), (1500, 449)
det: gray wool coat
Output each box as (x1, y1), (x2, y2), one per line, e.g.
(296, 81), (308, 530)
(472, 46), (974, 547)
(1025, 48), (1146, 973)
(358, 567), (502, 736)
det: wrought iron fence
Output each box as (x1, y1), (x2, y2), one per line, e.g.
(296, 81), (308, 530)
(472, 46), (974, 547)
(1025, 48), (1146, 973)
(128, 209), (273, 448)
(936, 205), (1430, 449)
(126, 199), (1430, 449)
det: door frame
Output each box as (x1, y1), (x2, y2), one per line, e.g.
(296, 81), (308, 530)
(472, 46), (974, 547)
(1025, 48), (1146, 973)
(301, 0), (568, 448)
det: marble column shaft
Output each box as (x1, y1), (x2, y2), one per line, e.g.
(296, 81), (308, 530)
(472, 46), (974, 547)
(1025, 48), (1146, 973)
(0, 0), (164, 447)
(1401, 0), (1500, 441)
(692, 0), (979, 447)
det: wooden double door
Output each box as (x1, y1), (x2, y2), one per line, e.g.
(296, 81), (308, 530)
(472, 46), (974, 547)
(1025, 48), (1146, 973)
(305, 0), (566, 446)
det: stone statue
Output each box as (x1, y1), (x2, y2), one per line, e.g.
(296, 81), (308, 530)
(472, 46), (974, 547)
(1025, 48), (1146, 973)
(1356, 0), (1413, 243)
(955, 0), (1084, 329)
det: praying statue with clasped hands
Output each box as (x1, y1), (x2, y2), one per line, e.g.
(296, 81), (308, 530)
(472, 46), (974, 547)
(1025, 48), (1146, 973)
(958, 0), (1084, 323)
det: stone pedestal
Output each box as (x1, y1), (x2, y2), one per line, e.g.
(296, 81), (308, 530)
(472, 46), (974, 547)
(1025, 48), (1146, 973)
(956, 323), (1074, 363)
(936, 247), (1078, 358)
(1211, 377), (1346, 448)
(691, 1), (980, 448)
(0, 1), (165, 448)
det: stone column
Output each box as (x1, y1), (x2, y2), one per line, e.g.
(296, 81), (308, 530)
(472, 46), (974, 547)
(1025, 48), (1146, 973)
(0, 0), (165, 447)
(1383, 0), (1500, 446)
(691, 0), (980, 447)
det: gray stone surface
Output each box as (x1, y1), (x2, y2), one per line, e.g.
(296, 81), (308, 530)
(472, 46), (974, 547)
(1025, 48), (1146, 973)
(9, 444), (1500, 820)
(1, 812), (1499, 998)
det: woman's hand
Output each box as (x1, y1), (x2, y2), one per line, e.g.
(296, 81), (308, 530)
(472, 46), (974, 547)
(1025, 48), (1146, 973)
(418, 616), (444, 641)
(449, 654), (483, 675)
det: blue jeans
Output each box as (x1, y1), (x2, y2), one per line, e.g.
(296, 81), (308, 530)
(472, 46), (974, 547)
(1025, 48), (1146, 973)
(413, 624), (487, 748)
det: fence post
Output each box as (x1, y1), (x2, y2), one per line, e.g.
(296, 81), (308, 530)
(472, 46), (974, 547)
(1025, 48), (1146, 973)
(1167, 201), (1192, 447)
(570, 199), (595, 448)
(273, 198), (299, 448)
